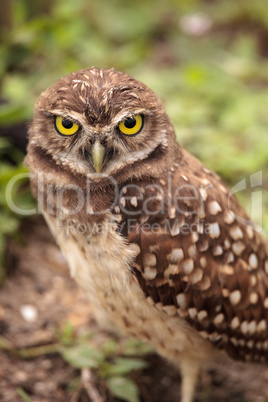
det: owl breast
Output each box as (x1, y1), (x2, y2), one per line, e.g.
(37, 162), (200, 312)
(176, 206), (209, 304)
(43, 211), (216, 364)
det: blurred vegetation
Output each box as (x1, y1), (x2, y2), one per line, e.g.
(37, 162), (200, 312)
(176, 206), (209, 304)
(1, 1), (268, 399)
(1, 322), (152, 402)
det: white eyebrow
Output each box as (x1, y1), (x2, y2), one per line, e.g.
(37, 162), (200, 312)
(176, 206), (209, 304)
(113, 108), (150, 125)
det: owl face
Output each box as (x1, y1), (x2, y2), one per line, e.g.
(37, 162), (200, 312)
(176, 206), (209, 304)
(29, 68), (177, 183)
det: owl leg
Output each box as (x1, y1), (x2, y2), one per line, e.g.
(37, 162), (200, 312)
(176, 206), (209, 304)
(180, 359), (200, 402)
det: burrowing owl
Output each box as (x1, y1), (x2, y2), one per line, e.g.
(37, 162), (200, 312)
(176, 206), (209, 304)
(26, 68), (268, 402)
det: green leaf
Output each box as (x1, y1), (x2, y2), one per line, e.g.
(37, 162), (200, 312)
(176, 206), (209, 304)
(123, 338), (153, 356)
(16, 388), (32, 402)
(60, 343), (104, 369)
(107, 376), (139, 402)
(105, 357), (147, 377)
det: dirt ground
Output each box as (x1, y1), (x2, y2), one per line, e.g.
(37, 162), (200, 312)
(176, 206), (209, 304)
(1, 218), (268, 402)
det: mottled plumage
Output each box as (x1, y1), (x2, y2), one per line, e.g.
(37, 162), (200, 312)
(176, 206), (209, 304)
(26, 68), (268, 402)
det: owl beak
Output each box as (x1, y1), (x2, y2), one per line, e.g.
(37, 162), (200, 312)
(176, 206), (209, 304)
(91, 140), (106, 173)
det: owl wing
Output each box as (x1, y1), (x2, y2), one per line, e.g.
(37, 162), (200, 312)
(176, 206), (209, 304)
(119, 150), (268, 362)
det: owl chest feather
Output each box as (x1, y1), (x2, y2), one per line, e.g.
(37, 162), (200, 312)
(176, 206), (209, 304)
(43, 211), (216, 364)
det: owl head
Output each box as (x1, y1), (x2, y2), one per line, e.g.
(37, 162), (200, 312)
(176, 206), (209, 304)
(26, 68), (179, 187)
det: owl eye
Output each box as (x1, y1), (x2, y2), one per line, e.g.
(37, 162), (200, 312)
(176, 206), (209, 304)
(118, 114), (143, 136)
(55, 116), (80, 136)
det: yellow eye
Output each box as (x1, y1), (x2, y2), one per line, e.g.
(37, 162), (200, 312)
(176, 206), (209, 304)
(118, 114), (143, 136)
(55, 116), (80, 136)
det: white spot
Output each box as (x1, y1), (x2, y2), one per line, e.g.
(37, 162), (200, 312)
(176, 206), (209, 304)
(248, 321), (256, 335)
(213, 245), (223, 256)
(199, 240), (209, 252)
(219, 184), (227, 193)
(256, 341), (262, 350)
(160, 179), (166, 186)
(197, 310), (208, 321)
(200, 256), (207, 268)
(256, 319), (267, 333)
(224, 239), (231, 249)
(230, 226), (244, 241)
(155, 302), (163, 311)
(209, 222), (221, 238)
(146, 297), (154, 305)
(182, 259), (194, 274)
(163, 305), (177, 316)
(192, 232), (199, 243)
(213, 313), (224, 326)
(229, 290), (241, 306)
(224, 212), (235, 225)
(199, 330), (209, 340)
(232, 241), (246, 256)
(122, 187), (128, 194)
(199, 275), (211, 291)
(220, 265), (234, 275)
(202, 167), (211, 174)
(114, 205), (120, 214)
(199, 187), (207, 201)
(201, 177), (210, 185)
(249, 292), (258, 304)
(188, 245), (196, 258)
(128, 243), (141, 255)
(143, 253), (157, 266)
(143, 267), (157, 280)
(169, 206), (176, 219)
(230, 316), (240, 330)
(188, 307), (197, 319)
(176, 293), (187, 309)
(222, 288), (230, 297)
(20, 305), (38, 323)
(249, 253), (258, 270)
(226, 251), (235, 264)
(120, 197), (126, 207)
(164, 264), (180, 278)
(191, 269), (203, 284)
(246, 226), (254, 239)
(170, 248), (184, 263)
(181, 175), (188, 181)
(241, 321), (248, 334)
(130, 197), (138, 207)
(197, 207), (206, 219)
(170, 222), (180, 237)
(208, 200), (222, 215)
(177, 308), (188, 318)
(250, 275), (257, 287)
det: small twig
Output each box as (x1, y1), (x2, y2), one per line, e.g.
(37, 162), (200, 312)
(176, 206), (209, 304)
(81, 368), (105, 402)
(70, 368), (105, 402)
(0, 336), (60, 359)
(17, 343), (60, 359)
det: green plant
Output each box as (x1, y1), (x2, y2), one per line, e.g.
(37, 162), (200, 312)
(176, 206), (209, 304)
(0, 138), (35, 282)
(59, 328), (152, 402)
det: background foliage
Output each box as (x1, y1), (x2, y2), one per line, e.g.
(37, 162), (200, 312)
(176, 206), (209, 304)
(1, 0), (268, 276)
(1, 1), (268, 400)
